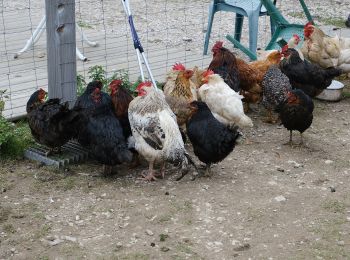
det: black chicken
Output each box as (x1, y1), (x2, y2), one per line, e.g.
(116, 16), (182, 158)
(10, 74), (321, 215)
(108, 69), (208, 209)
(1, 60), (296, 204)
(26, 88), (79, 154)
(277, 89), (314, 145)
(208, 41), (240, 92)
(74, 81), (132, 174)
(280, 46), (343, 97)
(186, 101), (241, 177)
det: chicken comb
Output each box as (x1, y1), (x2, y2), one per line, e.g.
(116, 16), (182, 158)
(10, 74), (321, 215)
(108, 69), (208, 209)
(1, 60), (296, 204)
(109, 79), (122, 89)
(304, 21), (313, 28)
(172, 63), (186, 71)
(202, 69), (214, 78)
(212, 41), (224, 52)
(293, 34), (300, 40)
(281, 44), (289, 53)
(136, 81), (152, 91)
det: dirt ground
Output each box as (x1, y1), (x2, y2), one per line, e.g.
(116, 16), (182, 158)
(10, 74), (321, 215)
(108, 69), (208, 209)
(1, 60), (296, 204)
(1, 80), (350, 259)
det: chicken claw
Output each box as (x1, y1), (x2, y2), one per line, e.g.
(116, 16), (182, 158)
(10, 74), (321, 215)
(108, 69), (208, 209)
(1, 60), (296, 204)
(140, 170), (158, 181)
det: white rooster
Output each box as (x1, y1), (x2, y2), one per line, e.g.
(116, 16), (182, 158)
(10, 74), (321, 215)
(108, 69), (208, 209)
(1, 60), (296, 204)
(128, 82), (196, 181)
(197, 70), (253, 129)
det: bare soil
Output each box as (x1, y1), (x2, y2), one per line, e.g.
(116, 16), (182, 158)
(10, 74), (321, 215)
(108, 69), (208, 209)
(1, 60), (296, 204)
(1, 80), (350, 259)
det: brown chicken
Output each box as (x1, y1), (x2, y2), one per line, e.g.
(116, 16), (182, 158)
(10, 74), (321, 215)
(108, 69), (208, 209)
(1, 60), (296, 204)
(235, 58), (263, 111)
(164, 63), (196, 128)
(109, 79), (140, 167)
(249, 50), (282, 78)
(208, 41), (240, 92)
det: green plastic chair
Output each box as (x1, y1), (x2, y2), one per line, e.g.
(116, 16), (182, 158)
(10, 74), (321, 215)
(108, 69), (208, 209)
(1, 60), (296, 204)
(226, 0), (313, 60)
(203, 0), (277, 55)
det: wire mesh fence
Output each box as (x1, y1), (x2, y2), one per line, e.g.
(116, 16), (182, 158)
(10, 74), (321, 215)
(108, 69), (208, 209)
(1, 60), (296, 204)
(0, 0), (348, 119)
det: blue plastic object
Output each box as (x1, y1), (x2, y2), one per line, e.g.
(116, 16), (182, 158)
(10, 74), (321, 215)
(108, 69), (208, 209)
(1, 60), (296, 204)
(226, 0), (313, 60)
(203, 0), (275, 55)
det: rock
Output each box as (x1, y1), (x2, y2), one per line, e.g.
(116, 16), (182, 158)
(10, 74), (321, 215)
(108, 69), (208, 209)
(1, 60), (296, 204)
(182, 37), (192, 42)
(161, 246), (170, 252)
(234, 243), (250, 251)
(325, 160), (334, 165)
(150, 242), (156, 247)
(75, 215), (80, 221)
(62, 235), (77, 242)
(277, 167), (284, 172)
(329, 187), (336, 192)
(10, 248), (16, 253)
(165, 192), (169, 195)
(146, 229), (154, 236)
(287, 160), (303, 168)
(115, 242), (123, 251)
(274, 195), (286, 202)
(337, 241), (345, 246)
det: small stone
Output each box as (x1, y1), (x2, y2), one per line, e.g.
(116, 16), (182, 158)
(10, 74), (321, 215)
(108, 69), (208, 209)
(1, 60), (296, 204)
(75, 215), (80, 221)
(277, 167), (284, 172)
(329, 187), (336, 192)
(234, 243), (251, 251)
(161, 246), (170, 252)
(337, 241), (345, 246)
(182, 37), (192, 42)
(274, 195), (286, 202)
(115, 242), (123, 251)
(146, 230), (154, 236)
(325, 160), (334, 165)
(347, 217), (350, 221)
(10, 248), (16, 253)
(165, 192), (169, 195)
(62, 235), (77, 242)
(2, 188), (6, 193)
(150, 242), (156, 247)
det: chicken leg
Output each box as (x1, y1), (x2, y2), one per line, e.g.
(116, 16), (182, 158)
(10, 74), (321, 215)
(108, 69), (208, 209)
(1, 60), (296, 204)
(283, 130), (293, 146)
(141, 160), (158, 181)
(263, 109), (276, 124)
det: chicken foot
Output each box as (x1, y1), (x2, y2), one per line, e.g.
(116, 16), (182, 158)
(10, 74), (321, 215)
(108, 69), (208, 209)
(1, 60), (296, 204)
(141, 160), (158, 181)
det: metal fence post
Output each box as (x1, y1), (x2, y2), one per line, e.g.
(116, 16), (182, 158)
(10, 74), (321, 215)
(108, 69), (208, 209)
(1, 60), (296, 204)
(45, 0), (77, 106)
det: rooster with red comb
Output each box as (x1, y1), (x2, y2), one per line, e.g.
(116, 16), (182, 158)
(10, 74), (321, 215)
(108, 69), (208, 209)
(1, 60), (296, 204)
(128, 81), (197, 181)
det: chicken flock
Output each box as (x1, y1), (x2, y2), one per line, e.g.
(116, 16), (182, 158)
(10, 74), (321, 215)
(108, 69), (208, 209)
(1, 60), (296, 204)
(27, 22), (349, 181)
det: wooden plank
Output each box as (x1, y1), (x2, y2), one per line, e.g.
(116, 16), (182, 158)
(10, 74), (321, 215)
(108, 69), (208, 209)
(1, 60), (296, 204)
(45, 0), (76, 106)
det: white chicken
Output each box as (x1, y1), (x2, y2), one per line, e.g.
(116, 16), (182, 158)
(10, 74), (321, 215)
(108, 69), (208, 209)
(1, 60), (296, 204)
(128, 81), (196, 181)
(197, 70), (253, 129)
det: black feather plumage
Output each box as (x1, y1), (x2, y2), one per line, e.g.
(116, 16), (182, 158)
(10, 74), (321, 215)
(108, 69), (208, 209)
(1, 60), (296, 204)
(26, 90), (79, 149)
(280, 48), (342, 97)
(186, 101), (240, 166)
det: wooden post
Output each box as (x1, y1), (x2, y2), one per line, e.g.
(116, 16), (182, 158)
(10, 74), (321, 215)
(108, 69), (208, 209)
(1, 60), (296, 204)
(45, 0), (77, 106)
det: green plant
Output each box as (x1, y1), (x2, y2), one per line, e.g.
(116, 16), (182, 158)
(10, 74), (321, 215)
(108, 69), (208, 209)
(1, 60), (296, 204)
(0, 119), (34, 158)
(76, 74), (87, 96)
(0, 90), (9, 116)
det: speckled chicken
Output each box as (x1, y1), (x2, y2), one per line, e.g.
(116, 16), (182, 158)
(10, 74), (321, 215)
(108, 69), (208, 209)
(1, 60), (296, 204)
(278, 89), (314, 145)
(262, 65), (292, 123)
(128, 82), (197, 181)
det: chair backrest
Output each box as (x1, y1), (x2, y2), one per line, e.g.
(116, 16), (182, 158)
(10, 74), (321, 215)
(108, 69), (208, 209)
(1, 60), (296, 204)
(261, 0), (313, 25)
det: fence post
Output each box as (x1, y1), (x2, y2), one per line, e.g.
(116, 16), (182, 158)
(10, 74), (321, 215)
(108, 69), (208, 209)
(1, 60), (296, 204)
(45, 0), (77, 106)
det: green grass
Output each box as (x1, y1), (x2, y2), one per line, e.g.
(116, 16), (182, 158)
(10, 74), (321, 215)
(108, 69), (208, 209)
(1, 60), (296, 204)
(3, 223), (16, 233)
(318, 16), (346, 28)
(288, 11), (305, 19)
(77, 20), (94, 29)
(322, 200), (346, 213)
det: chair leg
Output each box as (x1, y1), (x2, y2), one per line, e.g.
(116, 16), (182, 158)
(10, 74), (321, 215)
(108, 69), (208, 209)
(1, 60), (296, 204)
(203, 1), (216, 55)
(248, 13), (259, 54)
(234, 13), (244, 43)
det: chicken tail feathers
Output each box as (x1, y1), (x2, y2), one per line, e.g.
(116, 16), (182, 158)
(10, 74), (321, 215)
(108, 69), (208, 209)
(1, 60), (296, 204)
(117, 149), (133, 163)
(176, 152), (198, 181)
(325, 67), (343, 78)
